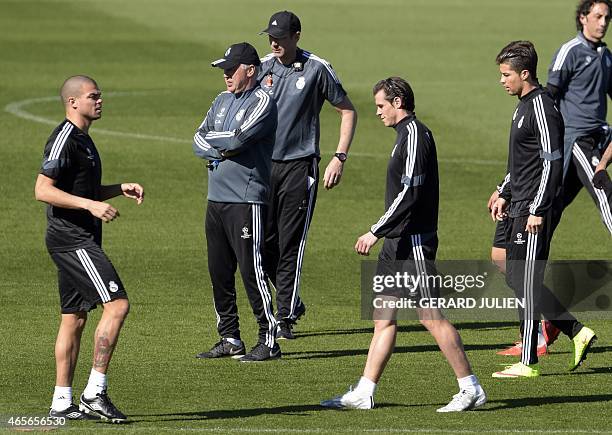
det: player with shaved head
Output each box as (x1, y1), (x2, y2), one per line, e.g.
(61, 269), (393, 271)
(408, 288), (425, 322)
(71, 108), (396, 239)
(35, 75), (144, 423)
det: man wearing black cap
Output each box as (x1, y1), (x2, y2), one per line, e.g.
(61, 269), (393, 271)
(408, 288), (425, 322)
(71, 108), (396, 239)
(192, 42), (280, 362)
(259, 11), (358, 339)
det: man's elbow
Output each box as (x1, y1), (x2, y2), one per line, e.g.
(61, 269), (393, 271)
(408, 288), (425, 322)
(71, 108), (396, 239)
(34, 185), (46, 203)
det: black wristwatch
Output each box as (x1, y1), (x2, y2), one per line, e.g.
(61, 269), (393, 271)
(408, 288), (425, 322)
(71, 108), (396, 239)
(334, 152), (348, 162)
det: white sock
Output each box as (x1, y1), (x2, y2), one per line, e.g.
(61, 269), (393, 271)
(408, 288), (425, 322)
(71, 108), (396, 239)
(355, 376), (377, 397)
(225, 337), (241, 346)
(51, 386), (72, 411)
(457, 375), (478, 394)
(82, 368), (107, 399)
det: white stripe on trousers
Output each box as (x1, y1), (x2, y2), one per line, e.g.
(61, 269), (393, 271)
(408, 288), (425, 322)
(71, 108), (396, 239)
(521, 233), (538, 365)
(252, 204), (277, 347)
(75, 249), (111, 303)
(411, 234), (431, 300)
(572, 144), (612, 234)
(289, 158), (318, 318)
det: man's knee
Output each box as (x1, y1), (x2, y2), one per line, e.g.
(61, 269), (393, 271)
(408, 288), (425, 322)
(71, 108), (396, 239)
(373, 318), (396, 332)
(491, 247), (506, 274)
(418, 307), (445, 330)
(61, 312), (88, 331)
(103, 298), (130, 320)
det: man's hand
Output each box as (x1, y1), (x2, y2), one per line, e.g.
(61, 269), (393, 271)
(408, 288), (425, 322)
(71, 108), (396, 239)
(87, 200), (119, 222)
(592, 169), (611, 190)
(121, 183), (144, 204)
(323, 157), (344, 190)
(487, 189), (500, 212)
(525, 214), (543, 234)
(490, 197), (507, 222)
(355, 231), (379, 256)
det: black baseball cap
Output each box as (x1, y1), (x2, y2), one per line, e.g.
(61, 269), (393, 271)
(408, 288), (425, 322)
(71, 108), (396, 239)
(211, 42), (261, 69)
(260, 11), (301, 38)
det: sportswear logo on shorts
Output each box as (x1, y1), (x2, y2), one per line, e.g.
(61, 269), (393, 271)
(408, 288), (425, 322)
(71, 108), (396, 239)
(592, 156), (600, 167)
(241, 226), (252, 239)
(295, 76), (305, 90)
(518, 116), (524, 129)
(235, 109), (245, 121)
(514, 233), (526, 245)
(109, 281), (119, 293)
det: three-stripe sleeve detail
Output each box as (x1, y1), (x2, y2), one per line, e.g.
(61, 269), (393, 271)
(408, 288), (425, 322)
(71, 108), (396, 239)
(530, 96), (552, 214)
(302, 50), (342, 84)
(552, 38), (580, 71)
(371, 121), (417, 234)
(240, 90), (270, 131)
(47, 123), (73, 161)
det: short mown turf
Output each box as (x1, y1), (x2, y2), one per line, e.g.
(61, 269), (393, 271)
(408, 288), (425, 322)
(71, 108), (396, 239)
(1, 0), (610, 433)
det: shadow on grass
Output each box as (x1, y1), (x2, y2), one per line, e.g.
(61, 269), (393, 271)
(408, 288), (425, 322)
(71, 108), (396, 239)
(481, 393), (612, 410)
(544, 366), (612, 375)
(283, 343), (508, 360)
(134, 403), (403, 421)
(589, 345), (612, 354)
(295, 321), (519, 338)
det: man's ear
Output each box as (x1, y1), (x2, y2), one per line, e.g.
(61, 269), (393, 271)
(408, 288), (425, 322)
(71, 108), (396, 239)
(520, 69), (530, 81)
(393, 96), (402, 109)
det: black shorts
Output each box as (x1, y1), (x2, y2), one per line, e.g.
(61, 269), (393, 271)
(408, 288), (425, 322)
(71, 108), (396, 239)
(492, 219), (507, 249)
(375, 232), (439, 300)
(50, 245), (127, 314)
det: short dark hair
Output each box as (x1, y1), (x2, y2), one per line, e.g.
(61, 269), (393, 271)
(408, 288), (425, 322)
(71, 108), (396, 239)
(372, 77), (415, 111)
(495, 41), (538, 80)
(576, 0), (612, 31)
(60, 75), (98, 105)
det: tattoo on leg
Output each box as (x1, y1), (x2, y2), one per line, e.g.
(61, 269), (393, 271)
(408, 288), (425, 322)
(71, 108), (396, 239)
(93, 334), (113, 369)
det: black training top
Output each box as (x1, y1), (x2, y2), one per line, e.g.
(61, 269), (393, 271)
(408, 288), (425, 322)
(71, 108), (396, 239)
(500, 87), (564, 217)
(370, 114), (439, 238)
(39, 119), (102, 252)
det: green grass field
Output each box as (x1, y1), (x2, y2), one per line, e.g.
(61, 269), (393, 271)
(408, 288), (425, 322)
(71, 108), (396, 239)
(1, 0), (611, 433)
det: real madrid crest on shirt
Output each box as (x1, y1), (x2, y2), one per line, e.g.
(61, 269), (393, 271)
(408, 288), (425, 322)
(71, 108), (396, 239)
(295, 76), (305, 90)
(235, 109), (245, 122)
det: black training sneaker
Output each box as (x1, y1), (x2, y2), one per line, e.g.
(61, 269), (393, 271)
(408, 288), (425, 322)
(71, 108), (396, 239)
(196, 339), (246, 359)
(49, 403), (100, 420)
(239, 342), (281, 362)
(277, 320), (295, 340)
(79, 391), (128, 423)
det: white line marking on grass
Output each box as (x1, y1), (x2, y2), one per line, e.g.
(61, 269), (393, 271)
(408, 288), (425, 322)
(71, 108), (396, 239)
(4, 93), (185, 144)
(5, 94), (505, 166)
